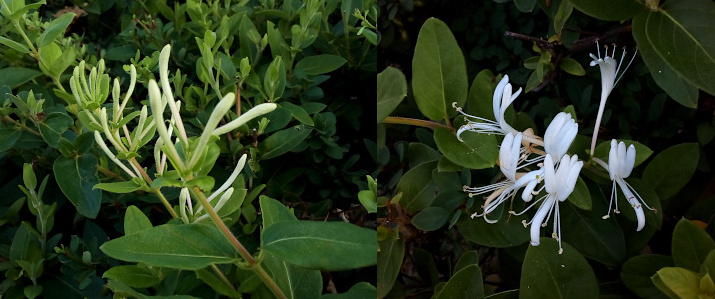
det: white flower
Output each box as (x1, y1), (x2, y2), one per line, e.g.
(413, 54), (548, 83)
(467, 132), (542, 223)
(589, 41), (637, 156)
(513, 154), (582, 254)
(543, 112), (578, 163)
(455, 75), (521, 140)
(602, 140), (654, 231)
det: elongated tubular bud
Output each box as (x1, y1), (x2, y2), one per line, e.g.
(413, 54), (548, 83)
(94, 131), (137, 178)
(187, 92), (235, 170)
(213, 103), (277, 136)
(148, 79), (186, 173)
(159, 45), (188, 145)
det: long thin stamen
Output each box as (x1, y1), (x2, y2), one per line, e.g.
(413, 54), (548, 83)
(512, 194), (548, 217)
(614, 48), (638, 86)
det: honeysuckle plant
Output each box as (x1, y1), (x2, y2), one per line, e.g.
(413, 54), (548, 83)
(376, 7), (711, 296)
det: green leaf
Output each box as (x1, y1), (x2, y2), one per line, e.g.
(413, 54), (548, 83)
(0, 67), (42, 88)
(261, 221), (376, 271)
(0, 36), (29, 53)
(434, 264), (483, 299)
(567, 177), (591, 210)
(103, 265), (161, 288)
(124, 205), (152, 235)
(621, 254), (673, 299)
(412, 18), (468, 121)
(594, 139), (653, 168)
(0, 128), (22, 152)
(53, 155), (102, 219)
(411, 207), (449, 231)
(321, 282), (376, 299)
(100, 223), (238, 270)
(514, 0), (536, 13)
(23, 285), (42, 299)
(377, 67), (407, 124)
(642, 143), (699, 200)
(267, 21), (291, 68)
(458, 201), (530, 247)
(672, 218), (715, 272)
(652, 267), (700, 299)
(377, 228), (403, 299)
(22, 163), (37, 190)
(434, 127), (498, 170)
(281, 102), (314, 126)
(94, 181), (142, 194)
(185, 176), (214, 192)
(196, 268), (242, 298)
(38, 112), (73, 148)
(260, 195), (297, 228)
(632, 14), (698, 108)
(566, 0), (645, 21)
(520, 238), (599, 299)
(294, 55), (347, 75)
(641, 0), (715, 97)
(264, 56), (286, 101)
(554, 0), (574, 34)
(259, 125), (312, 160)
(561, 182), (625, 267)
(262, 252), (322, 299)
(395, 161), (437, 213)
(559, 57), (585, 76)
(466, 69), (498, 119)
(36, 13), (76, 48)
(358, 190), (377, 214)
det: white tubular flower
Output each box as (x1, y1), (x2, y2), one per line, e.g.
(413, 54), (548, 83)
(544, 112), (578, 162)
(603, 140), (654, 231)
(455, 75), (521, 140)
(196, 154), (247, 216)
(514, 154), (582, 254)
(589, 41), (637, 157)
(212, 103), (278, 136)
(467, 132), (541, 223)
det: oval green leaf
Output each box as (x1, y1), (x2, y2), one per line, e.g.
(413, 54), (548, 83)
(395, 161), (437, 213)
(642, 143), (699, 200)
(411, 207), (450, 231)
(520, 238), (599, 299)
(412, 18), (467, 121)
(53, 155), (102, 219)
(36, 12), (76, 48)
(377, 228), (403, 299)
(632, 14), (698, 108)
(621, 254), (673, 299)
(434, 264), (484, 299)
(260, 221), (376, 271)
(124, 205), (152, 235)
(643, 0), (715, 97)
(294, 54), (347, 75)
(377, 67), (407, 124)
(566, 0), (645, 21)
(672, 218), (715, 272)
(434, 127), (498, 170)
(259, 125), (312, 160)
(100, 223), (238, 270)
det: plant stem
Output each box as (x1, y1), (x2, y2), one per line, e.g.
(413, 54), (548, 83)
(2, 116), (42, 136)
(97, 165), (126, 181)
(191, 186), (286, 299)
(383, 116), (454, 132)
(13, 20), (37, 53)
(154, 188), (180, 219)
(210, 264), (237, 294)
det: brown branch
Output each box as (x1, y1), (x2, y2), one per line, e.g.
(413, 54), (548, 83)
(382, 116), (454, 132)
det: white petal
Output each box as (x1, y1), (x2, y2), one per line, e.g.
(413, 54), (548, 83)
(544, 155), (556, 194)
(544, 113), (566, 147)
(521, 179), (539, 202)
(530, 196), (555, 246)
(493, 76), (509, 122)
(608, 139), (618, 180)
(617, 178), (645, 231)
(623, 144), (636, 178)
(559, 160), (583, 202)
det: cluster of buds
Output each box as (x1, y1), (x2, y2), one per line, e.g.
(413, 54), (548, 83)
(70, 44), (277, 223)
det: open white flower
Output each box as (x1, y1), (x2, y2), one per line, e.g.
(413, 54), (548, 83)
(467, 132), (543, 222)
(544, 112), (578, 162)
(455, 75), (521, 139)
(513, 154), (582, 254)
(602, 140), (654, 231)
(589, 41), (637, 157)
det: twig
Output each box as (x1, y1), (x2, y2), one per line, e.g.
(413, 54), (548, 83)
(383, 116), (454, 132)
